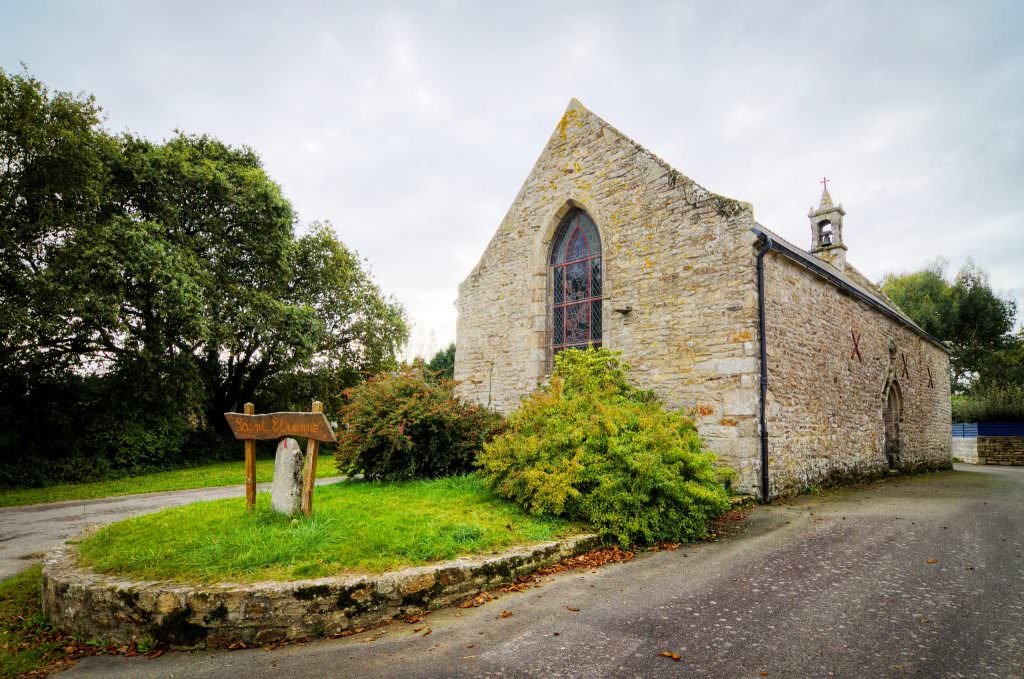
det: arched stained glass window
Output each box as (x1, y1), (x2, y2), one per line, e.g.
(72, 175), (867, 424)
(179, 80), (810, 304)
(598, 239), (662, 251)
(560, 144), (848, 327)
(550, 209), (602, 356)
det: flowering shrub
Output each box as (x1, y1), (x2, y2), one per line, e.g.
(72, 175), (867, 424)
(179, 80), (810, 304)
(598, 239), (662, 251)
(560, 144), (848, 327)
(335, 367), (504, 481)
(477, 348), (729, 546)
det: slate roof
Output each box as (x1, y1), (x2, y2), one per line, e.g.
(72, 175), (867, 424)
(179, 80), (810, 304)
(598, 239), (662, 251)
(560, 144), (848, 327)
(752, 223), (950, 352)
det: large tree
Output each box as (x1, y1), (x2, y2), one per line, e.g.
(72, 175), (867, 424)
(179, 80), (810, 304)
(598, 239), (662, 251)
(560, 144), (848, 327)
(881, 259), (1016, 391)
(977, 330), (1024, 389)
(0, 68), (113, 375)
(0, 68), (408, 482)
(51, 131), (409, 437)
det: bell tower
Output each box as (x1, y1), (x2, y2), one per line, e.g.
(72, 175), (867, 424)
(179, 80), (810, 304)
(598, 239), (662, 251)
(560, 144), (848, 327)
(809, 178), (847, 270)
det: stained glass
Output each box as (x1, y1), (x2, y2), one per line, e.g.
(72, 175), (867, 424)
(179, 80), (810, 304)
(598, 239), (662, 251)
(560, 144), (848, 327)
(564, 303), (584, 345)
(553, 305), (564, 346)
(550, 209), (602, 356)
(566, 227), (588, 261)
(566, 261), (587, 301)
(550, 211), (600, 265)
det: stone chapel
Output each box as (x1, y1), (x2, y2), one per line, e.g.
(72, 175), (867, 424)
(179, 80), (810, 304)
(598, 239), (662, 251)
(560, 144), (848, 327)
(454, 99), (952, 498)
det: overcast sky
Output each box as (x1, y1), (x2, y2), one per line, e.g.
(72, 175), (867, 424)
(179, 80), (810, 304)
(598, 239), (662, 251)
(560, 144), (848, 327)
(3, 0), (1022, 355)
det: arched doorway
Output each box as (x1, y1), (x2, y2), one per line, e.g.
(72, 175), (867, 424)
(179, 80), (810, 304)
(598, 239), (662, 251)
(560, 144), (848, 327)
(882, 382), (903, 468)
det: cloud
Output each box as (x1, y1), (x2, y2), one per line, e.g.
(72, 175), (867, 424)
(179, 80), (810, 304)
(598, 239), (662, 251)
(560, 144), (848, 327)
(3, 0), (1022, 356)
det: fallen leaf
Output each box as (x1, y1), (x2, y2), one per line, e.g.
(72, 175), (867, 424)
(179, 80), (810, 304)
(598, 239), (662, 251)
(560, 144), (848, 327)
(927, 559), (938, 564)
(566, 607), (580, 612)
(502, 575), (541, 593)
(535, 546), (635, 576)
(147, 648), (166, 659)
(459, 592), (495, 608)
(659, 651), (682, 661)
(499, 610), (513, 619)
(760, 672), (769, 677)
(422, 628), (432, 637)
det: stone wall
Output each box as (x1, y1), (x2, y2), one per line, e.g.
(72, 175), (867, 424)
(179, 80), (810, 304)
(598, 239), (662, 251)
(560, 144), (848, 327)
(42, 535), (599, 648)
(762, 251), (952, 495)
(455, 100), (763, 490)
(455, 99), (953, 498)
(952, 436), (978, 464)
(977, 437), (1024, 465)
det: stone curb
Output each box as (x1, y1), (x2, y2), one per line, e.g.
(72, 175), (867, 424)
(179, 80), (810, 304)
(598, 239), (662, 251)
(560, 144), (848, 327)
(41, 533), (601, 649)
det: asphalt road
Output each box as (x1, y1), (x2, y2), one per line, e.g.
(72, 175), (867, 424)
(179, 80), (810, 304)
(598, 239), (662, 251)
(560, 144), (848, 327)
(64, 464), (1024, 678)
(0, 477), (342, 580)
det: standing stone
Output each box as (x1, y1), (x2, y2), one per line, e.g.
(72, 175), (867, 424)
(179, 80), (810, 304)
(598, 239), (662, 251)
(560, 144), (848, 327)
(271, 438), (304, 516)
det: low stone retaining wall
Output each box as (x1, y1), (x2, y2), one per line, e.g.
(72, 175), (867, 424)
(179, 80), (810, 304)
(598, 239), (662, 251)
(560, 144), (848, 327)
(977, 436), (1024, 465)
(42, 534), (600, 648)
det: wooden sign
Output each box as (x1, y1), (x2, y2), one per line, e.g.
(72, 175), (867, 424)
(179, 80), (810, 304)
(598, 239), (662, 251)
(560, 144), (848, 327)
(224, 402), (335, 514)
(224, 411), (337, 443)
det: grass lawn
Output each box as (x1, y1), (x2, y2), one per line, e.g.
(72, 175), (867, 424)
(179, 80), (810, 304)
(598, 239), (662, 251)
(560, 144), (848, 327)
(78, 475), (580, 583)
(0, 566), (64, 678)
(0, 458), (340, 508)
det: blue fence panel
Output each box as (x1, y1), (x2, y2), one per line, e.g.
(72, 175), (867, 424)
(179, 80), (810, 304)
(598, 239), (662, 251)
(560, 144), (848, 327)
(977, 422), (1024, 437)
(951, 423), (978, 438)
(952, 422), (1024, 437)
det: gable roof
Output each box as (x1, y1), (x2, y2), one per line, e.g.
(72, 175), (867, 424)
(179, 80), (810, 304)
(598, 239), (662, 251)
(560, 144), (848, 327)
(557, 99), (753, 217)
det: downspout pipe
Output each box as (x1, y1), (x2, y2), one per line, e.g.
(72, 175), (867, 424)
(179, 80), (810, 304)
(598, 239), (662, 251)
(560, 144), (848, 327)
(753, 230), (773, 502)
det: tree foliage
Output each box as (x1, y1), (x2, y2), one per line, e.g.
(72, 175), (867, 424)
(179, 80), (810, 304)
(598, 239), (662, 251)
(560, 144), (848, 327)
(951, 383), (1024, 423)
(425, 342), (456, 382)
(881, 259), (1017, 391)
(334, 366), (504, 481)
(477, 348), (730, 547)
(0, 67), (408, 484)
(1, 68), (112, 374)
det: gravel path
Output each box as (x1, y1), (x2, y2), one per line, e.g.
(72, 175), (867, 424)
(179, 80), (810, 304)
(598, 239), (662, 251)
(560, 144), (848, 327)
(63, 463), (1024, 679)
(0, 477), (342, 580)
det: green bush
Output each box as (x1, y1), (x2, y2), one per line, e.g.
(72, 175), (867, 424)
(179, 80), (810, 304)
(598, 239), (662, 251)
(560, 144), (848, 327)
(335, 366), (504, 481)
(952, 383), (1024, 423)
(476, 348), (730, 547)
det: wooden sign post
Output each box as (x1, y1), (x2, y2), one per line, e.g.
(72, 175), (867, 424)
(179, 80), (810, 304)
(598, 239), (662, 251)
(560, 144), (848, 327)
(224, 401), (337, 514)
(300, 401), (323, 517)
(243, 402), (256, 511)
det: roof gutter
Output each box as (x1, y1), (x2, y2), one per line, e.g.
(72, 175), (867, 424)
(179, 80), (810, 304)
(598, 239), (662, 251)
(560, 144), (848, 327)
(749, 226), (949, 352)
